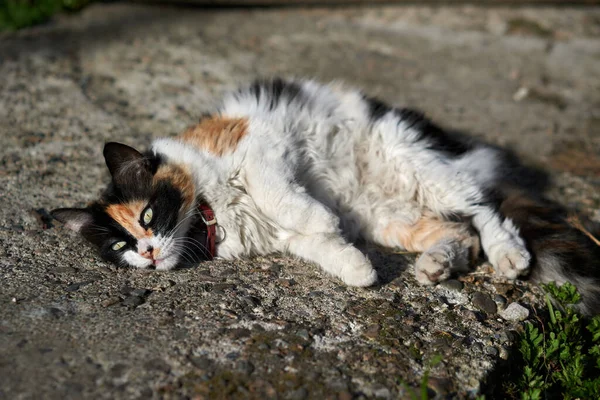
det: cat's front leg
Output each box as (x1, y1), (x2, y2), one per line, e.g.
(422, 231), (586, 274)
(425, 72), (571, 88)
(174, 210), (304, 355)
(285, 233), (377, 287)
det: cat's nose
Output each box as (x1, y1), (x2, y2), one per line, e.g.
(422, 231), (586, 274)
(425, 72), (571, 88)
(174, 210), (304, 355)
(140, 246), (154, 259)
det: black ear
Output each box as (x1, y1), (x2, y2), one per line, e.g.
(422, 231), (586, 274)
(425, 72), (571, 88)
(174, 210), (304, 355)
(51, 208), (93, 233)
(103, 142), (146, 178)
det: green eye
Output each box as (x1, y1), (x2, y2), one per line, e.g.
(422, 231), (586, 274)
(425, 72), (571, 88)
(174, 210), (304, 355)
(143, 208), (153, 225)
(111, 241), (126, 251)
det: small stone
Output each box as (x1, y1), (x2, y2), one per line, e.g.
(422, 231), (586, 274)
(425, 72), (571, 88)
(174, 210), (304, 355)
(241, 296), (261, 307)
(145, 358), (171, 373)
(295, 329), (310, 341)
(363, 324), (380, 339)
(493, 283), (513, 296)
(226, 351), (240, 360)
(131, 289), (151, 297)
(190, 356), (213, 370)
(212, 283), (236, 293)
(493, 294), (507, 306)
(277, 278), (295, 287)
(65, 283), (82, 292)
(109, 363), (128, 378)
(440, 279), (463, 292)
(122, 296), (144, 308)
(484, 346), (499, 356)
(471, 292), (497, 314)
(499, 302), (529, 321)
(101, 297), (121, 307)
(229, 328), (251, 339)
(499, 346), (510, 360)
(119, 285), (134, 295)
(427, 377), (451, 395)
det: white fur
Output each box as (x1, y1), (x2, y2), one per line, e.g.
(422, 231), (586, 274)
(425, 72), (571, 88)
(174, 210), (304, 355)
(151, 79), (531, 285)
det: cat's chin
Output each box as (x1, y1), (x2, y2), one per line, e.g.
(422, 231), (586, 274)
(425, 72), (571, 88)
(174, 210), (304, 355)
(154, 255), (178, 271)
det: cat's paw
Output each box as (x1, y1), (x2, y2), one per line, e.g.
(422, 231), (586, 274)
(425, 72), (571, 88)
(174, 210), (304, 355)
(415, 250), (452, 285)
(488, 241), (531, 279)
(415, 241), (469, 285)
(340, 262), (378, 287)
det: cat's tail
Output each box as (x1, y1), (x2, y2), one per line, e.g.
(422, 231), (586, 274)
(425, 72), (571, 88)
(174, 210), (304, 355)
(499, 189), (600, 316)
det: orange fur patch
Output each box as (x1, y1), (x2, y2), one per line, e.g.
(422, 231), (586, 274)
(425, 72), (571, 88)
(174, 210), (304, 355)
(106, 201), (152, 239)
(180, 116), (249, 156)
(153, 164), (195, 210)
(382, 216), (476, 253)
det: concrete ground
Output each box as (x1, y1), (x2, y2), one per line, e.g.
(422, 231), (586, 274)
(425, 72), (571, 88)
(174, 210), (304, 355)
(1, 3), (599, 399)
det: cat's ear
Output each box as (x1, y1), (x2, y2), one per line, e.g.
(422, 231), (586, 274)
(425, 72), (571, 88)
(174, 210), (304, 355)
(103, 142), (147, 178)
(51, 208), (93, 233)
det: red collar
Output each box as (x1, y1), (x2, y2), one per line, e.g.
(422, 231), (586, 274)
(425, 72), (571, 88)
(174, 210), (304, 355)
(199, 203), (217, 259)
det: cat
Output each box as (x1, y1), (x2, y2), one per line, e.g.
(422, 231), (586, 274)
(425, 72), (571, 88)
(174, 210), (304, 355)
(51, 78), (600, 315)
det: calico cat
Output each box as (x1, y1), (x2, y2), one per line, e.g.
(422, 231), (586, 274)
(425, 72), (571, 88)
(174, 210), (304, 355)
(51, 78), (600, 314)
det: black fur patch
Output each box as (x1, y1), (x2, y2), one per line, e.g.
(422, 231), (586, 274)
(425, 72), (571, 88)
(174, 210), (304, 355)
(363, 93), (473, 157)
(246, 78), (305, 111)
(147, 180), (183, 234)
(363, 94), (392, 121)
(395, 108), (474, 157)
(79, 204), (138, 267)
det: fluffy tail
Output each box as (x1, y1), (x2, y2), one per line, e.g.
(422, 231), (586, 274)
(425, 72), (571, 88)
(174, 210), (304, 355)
(499, 189), (600, 316)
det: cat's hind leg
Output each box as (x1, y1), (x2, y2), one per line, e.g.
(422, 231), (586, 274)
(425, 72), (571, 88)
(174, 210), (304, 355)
(370, 215), (479, 284)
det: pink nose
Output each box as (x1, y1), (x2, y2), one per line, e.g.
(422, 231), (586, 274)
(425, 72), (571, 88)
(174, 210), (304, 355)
(140, 246), (154, 260)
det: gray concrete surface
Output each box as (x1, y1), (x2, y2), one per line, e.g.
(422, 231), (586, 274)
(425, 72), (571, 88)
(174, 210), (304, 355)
(1, 4), (599, 399)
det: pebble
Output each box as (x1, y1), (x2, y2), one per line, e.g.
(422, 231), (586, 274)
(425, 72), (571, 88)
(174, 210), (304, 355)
(295, 329), (310, 341)
(189, 356), (212, 370)
(277, 278), (295, 287)
(101, 297), (121, 307)
(484, 346), (499, 356)
(65, 283), (82, 292)
(122, 295), (144, 308)
(212, 283), (236, 293)
(499, 302), (529, 321)
(144, 358), (171, 373)
(131, 289), (151, 297)
(440, 279), (463, 292)
(427, 377), (451, 395)
(493, 294), (507, 306)
(471, 292), (497, 314)
(363, 324), (380, 339)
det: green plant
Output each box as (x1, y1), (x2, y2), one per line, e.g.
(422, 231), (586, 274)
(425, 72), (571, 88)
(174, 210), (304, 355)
(401, 354), (443, 400)
(517, 282), (600, 399)
(0, 0), (90, 31)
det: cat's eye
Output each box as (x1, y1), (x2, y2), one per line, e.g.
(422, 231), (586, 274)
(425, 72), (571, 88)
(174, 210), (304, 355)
(142, 208), (153, 225)
(111, 241), (127, 251)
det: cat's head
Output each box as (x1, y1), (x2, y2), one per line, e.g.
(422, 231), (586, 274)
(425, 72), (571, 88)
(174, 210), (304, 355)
(51, 142), (203, 270)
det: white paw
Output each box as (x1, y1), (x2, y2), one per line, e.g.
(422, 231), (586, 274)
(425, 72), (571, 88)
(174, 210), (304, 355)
(414, 241), (470, 285)
(488, 241), (531, 279)
(415, 251), (452, 285)
(340, 262), (378, 287)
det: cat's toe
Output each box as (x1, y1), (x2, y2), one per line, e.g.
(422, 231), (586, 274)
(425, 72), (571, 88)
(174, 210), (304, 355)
(341, 263), (378, 287)
(415, 252), (451, 285)
(489, 242), (531, 279)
